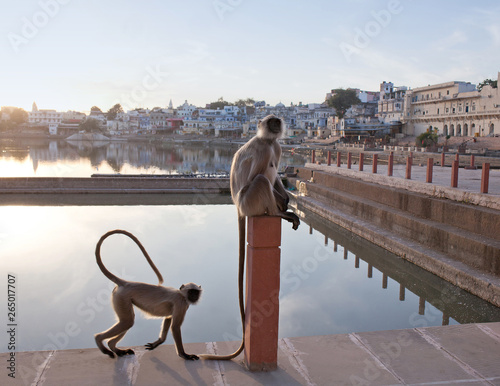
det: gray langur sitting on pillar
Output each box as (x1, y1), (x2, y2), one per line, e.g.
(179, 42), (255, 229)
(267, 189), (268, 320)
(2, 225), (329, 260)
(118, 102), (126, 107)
(200, 114), (300, 360)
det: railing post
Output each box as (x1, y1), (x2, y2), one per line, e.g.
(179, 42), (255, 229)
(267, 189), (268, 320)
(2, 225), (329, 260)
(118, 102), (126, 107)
(441, 152), (445, 167)
(451, 160), (459, 188)
(372, 154), (378, 174)
(481, 163), (490, 194)
(359, 153), (364, 171)
(337, 152), (341, 167)
(426, 158), (433, 183)
(347, 152), (352, 169)
(327, 150), (331, 166)
(388, 152), (394, 176)
(405, 156), (412, 179)
(245, 216), (281, 371)
(311, 150), (315, 164)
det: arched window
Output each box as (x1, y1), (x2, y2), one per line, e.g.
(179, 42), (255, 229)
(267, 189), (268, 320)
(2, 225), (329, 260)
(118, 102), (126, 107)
(490, 123), (495, 135)
(444, 124), (448, 136)
(450, 124), (455, 136)
(457, 124), (462, 136)
(471, 123), (476, 136)
(464, 123), (468, 137)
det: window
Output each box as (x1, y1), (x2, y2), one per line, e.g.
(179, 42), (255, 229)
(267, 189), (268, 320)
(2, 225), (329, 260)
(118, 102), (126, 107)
(447, 90), (450, 95)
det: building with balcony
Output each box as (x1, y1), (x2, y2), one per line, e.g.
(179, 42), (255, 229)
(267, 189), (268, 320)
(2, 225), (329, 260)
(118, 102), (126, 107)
(404, 72), (500, 137)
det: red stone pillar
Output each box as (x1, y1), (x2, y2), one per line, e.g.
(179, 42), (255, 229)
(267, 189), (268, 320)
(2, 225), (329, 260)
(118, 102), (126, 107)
(405, 156), (412, 179)
(245, 216), (281, 371)
(311, 150), (315, 164)
(347, 152), (352, 169)
(327, 151), (331, 166)
(441, 152), (445, 167)
(470, 155), (475, 168)
(388, 152), (394, 176)
(372, 154), (378, 174)
(451, 160), (459, 188)
(359, 153), (364, 171)
(337, 152), (341, 167)
(481, 163), (490, 194)
(426, 158), (433, 183)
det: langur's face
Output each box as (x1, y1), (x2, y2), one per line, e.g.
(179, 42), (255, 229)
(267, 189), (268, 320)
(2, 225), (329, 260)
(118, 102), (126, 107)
(180, 283), (202, 304)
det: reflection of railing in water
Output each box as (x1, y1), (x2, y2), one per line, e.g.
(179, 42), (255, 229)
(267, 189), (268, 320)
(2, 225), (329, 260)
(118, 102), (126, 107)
(302, 210), (500, 326)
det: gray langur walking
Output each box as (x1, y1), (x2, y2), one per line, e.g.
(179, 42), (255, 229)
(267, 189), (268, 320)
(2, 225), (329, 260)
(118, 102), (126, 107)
(94, 229), (202, 360)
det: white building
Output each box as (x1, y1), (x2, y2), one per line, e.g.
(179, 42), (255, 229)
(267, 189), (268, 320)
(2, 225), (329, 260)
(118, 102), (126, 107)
(378, 81), (407, 124)
(28, 102), (63, 126)
(177, 100), (198, 118)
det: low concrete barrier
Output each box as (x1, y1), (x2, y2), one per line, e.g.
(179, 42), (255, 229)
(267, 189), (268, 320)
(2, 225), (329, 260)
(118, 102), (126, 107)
(0, 177), (230, 194)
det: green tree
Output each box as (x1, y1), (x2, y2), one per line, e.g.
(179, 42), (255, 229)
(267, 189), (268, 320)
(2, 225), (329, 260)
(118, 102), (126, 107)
(234, 98), (255, 107)
(10, 108), (28, 124)
(209, 97), (232, 109)
(79, 118), (103, 133)
(234, 98), (255, 115)
(326, 89), (361, 119)
(416, 130), (438, 148)
(477, 78), (498, 91)
(106, 103), (123, 120)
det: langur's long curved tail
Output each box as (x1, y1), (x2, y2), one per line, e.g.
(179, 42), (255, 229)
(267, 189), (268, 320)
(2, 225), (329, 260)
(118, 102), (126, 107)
(95, 229), (164, 286)
(200, 216), (245, 360)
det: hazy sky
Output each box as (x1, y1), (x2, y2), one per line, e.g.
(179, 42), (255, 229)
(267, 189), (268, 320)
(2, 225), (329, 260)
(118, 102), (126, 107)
(1, 0), (499, 113)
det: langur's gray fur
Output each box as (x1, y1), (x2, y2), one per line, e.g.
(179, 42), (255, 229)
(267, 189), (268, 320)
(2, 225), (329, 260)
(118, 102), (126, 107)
(94, 229), (202, 360)
(200, 115), (299, 361)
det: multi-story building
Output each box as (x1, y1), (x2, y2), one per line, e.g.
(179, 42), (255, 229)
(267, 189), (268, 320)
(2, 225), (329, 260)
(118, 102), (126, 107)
(404, 72), (500, 137)
(150, 108), (173, 130)
(29, 102), (63, 126)
(378, 81), (407, 124)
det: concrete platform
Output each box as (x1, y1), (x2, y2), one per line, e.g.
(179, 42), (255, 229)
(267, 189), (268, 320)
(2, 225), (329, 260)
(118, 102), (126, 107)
(2, 322), (499, 385)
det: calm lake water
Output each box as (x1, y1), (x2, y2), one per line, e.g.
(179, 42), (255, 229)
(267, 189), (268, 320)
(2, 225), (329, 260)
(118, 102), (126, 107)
(0, 197), (499, 354)
(0, 138), (499, 354)
(0, 137), (306, 177)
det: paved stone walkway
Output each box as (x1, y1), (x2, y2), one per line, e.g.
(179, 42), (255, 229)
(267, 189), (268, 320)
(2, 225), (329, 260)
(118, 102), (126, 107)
(2, 322), (499, 385)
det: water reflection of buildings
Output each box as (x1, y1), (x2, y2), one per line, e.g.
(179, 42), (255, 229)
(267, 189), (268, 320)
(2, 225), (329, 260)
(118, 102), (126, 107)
(5, 140), (238, 175)
(304, 213), (500, 326)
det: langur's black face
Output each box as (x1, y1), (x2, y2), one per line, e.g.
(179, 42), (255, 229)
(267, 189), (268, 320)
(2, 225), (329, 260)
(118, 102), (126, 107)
(267, 117), (282, 133)
(187, 289), (201, 304)
(180, 283), (202, 304)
